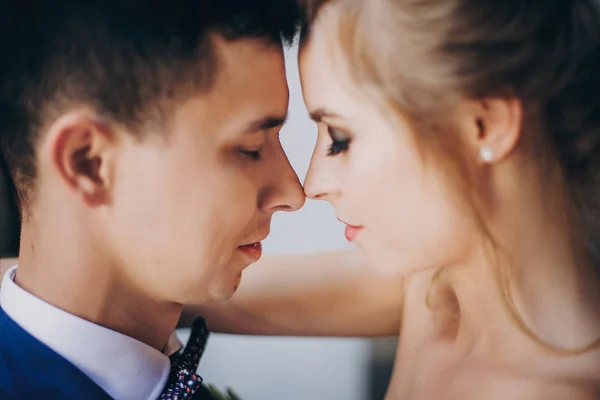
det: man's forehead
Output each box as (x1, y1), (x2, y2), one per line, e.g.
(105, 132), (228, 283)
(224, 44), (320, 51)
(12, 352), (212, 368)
(243, 115), (289, 134)
(173, 36), (290, 136)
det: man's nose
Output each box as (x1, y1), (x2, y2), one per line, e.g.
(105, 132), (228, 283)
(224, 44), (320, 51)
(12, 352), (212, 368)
(260, 147), (306, 213)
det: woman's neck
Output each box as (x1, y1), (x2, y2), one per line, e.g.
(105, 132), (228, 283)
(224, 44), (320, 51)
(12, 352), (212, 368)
(442, 156), (600, 358)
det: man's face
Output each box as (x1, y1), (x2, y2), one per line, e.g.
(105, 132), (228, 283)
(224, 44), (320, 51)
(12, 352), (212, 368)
(106, 37), (305, 304)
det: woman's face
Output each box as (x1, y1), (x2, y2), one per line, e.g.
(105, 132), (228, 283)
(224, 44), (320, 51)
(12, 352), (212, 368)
(299, 19), (475, 276)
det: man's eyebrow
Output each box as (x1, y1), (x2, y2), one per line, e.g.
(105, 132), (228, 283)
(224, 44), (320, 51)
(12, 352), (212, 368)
(245, 115), (288, 133)
(309, 108), (342, 122)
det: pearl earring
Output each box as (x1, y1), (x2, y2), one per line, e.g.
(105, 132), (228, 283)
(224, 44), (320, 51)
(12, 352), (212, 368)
(480, 146), (494, 162)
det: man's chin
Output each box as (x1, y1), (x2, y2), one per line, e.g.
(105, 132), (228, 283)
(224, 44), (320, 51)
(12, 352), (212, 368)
(204, 275), (242, 303)
(233, 273), (242, 291)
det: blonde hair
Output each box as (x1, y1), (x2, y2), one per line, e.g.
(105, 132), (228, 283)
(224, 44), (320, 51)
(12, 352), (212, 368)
(300, 0), (600, 355)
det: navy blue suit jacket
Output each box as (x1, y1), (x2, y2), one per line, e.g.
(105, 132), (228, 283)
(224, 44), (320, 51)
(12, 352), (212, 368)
(0, 306), (113, 399)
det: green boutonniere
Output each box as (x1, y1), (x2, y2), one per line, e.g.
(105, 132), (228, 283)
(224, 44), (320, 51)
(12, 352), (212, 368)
(206, 384), (242, 400)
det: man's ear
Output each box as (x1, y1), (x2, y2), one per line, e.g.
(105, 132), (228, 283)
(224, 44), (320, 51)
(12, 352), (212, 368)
(461, 97), (523, 165)
(45, 111), (117, 206)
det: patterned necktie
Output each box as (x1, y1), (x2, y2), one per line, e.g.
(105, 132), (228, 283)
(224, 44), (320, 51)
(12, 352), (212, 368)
(159, 318), (211, 400)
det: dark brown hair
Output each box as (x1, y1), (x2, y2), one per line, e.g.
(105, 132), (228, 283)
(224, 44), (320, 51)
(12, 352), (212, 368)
(0, 0), (301, 211)
(300, 0), (600, 353)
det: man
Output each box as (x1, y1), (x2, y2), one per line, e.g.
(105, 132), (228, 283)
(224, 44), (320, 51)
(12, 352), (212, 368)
(0, 1), (304, 398)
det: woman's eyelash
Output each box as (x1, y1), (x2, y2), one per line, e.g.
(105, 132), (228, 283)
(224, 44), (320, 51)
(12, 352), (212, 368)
(328, 139), (350, 155)
(327, 126), (350, 156)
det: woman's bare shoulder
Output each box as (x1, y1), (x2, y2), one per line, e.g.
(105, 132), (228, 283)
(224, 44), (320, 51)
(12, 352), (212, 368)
(532, 380), (600, 400)
(513, 351), (600, 400)
(459, 360), (600, 400)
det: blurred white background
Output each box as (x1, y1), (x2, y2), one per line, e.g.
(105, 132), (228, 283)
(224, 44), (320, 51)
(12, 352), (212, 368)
(177, 44), (397, 400)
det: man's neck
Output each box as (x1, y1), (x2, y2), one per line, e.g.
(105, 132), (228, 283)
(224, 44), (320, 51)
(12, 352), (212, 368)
(16, 224), (181, 351)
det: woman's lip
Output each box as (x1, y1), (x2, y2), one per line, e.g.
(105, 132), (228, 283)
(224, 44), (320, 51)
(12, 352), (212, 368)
(337, 218), (363, 242)
(344, 225), (363, 242)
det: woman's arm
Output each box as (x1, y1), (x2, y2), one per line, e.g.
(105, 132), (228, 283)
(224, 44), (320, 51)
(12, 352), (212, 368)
(181, 249), (405, 337)
(2, 251), (405, 337)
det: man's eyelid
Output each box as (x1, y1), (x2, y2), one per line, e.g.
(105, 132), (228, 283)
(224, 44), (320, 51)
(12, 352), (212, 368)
(244, 143), (264, 151)
(241, 135), (266, 149)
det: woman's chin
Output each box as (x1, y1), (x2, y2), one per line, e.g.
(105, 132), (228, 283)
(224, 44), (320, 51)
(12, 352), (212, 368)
(364, 250), (429, 277)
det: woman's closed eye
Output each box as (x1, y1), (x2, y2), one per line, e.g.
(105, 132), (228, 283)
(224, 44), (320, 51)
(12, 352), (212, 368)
(327, 126), (351, 156)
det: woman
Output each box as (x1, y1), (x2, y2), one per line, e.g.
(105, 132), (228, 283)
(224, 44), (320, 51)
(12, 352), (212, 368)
(191, 0), (600, 398)
(4, 0), (600, 397)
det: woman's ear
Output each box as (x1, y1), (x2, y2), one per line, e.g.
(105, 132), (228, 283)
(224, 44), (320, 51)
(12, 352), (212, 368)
(461, 97), (523, 165)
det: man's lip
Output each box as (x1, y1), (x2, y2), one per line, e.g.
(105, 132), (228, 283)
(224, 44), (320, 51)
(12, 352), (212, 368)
(240, 232), (269, 247)
(237, 242), (263, 262)
(239, 241), (262, 247)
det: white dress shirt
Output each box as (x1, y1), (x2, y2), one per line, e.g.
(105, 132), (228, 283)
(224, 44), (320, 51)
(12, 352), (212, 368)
(0, 266), (170, 400)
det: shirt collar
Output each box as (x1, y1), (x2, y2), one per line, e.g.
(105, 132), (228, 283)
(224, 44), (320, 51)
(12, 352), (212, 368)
(0, 265), (170, 400)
